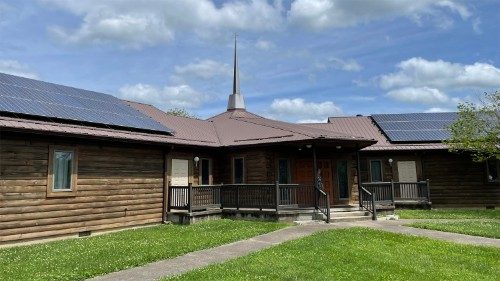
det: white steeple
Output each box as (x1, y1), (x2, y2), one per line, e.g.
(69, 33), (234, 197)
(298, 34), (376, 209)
(227, 34), (246, 111)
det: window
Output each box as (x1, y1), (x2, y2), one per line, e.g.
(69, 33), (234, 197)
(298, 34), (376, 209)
(47, 146), (78, 197)
(370, 160), (383, 182)
(233, 157), (245, 184)
(486, 158), (499, 182)
(278, 159), (290, 184)
(200, 158), (211, 185)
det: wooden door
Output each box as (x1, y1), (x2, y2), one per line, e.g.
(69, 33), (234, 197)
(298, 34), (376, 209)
(294, 159), (314, 185)
(397, 161), (418, 198)
(317, 160), (334, 204)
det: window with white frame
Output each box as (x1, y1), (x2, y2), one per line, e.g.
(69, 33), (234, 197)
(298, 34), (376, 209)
(48, 146), (77, 197)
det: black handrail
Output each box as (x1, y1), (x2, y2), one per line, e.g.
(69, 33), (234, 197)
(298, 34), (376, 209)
(317, 189), (330, 223)
(360, 187), (376, 220)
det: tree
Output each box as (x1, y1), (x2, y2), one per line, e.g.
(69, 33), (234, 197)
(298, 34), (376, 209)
(165, 108), (197, 119)
(445, 91), (500, 162)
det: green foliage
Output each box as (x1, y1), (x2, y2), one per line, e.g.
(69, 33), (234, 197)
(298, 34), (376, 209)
(0, 220), (287, 281)
(165, 108), (197, 118)
(445, 91), (500, 162)
(396, 208), (500, 219)
(408, 220), (500, 239)
(166, 227), (500, 281)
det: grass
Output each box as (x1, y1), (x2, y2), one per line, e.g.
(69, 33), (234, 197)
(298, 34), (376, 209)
(396, 208), (500, 219)
(165, 227), (500, 281)
(0, 220), (288, 281)
(407, 220), (500, 239)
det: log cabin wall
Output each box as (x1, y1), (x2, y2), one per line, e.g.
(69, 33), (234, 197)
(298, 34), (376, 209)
(215, 148), (272, 184)
(422, 151), (499, 207)
(0, 134), (167, 243)
(359, 150), (500, 207)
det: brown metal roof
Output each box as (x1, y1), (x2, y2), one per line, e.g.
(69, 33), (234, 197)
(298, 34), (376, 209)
(208, 110), (374, 147)
(306, 116), (448, 151)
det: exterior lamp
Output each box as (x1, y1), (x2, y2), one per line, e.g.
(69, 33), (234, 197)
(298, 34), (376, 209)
(194, 156), (200, 167)
(336, 145), (342, 150)
(388, 158), (393, 166)
(306, 144), (312, 149)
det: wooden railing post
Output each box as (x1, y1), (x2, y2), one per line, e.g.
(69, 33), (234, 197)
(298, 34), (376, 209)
(166, 181), (172, 213)
(326, 193), (331, 223)
(236, 185), (240, 210)
(426, 179), (431, 202)
(390, 180), (395, 206)
(371, 194), (377, 220)
(275, 181), (280, 211)
(188, 183), (193, 214)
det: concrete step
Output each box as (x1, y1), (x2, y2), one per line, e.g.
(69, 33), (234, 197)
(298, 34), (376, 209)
(330, 206), (360, 212)
(330, 210), (368, 217)
(331, 215), (373, 222)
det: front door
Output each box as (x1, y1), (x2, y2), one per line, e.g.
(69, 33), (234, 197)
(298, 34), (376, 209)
(294, 159), (334, 204)
(397, 161), (418, 198)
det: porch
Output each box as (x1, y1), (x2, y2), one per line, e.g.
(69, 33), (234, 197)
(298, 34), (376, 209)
(167, 183), (331, 223)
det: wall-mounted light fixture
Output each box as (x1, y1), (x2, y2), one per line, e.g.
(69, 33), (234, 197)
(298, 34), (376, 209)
(194, 156), (200, 168)
(336, 145), (342, 150)
(306, 144), (312, 149)
(388, 158), (393, 166)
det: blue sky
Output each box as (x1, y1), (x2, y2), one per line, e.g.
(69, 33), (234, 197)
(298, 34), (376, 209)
(1, 0), (499, 123)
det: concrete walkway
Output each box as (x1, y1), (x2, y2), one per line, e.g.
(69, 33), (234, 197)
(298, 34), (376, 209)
(88, 220), (499, 281)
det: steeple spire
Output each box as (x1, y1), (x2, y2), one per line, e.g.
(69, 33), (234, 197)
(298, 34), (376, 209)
(227, 33), (246, 111)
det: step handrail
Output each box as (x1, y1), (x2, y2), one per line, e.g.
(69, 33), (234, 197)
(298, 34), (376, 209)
(360, 187), (377, 220)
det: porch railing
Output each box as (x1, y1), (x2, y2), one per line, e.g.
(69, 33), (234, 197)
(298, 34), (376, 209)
(359, 187), (376, 220)
(168, 182), (330, 222)
(317, 189), (331, 223)
(360, 180), (431, 206)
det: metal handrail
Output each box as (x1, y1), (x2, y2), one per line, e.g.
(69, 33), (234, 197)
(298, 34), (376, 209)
(360, 187), (377, 220)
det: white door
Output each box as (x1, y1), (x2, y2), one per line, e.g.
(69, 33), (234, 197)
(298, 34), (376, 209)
(397, 161), (418, 198)
(171, 159), (189, 186)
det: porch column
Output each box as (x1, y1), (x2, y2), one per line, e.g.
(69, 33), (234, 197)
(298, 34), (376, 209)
(356, 147), (361, 207)
(312, 145), (318, 209)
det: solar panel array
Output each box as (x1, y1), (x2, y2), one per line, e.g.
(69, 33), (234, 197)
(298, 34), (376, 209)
(371, 112), (457, 142)
(0, 72), (173, 134)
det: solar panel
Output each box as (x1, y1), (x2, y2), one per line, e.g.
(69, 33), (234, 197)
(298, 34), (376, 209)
(371, 112), (457, 142)
(0, 72), (173, 134)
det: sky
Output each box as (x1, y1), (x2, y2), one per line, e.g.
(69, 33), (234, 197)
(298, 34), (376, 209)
(0, 0), (499, 123)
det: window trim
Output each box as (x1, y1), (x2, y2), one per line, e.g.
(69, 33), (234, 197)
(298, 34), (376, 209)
(232, 157), (245, 184)
(369, 159), (383, 182)
(486, 158), (500, 183)
(277, 158), (291, 184)
(47, 145), (78, 197)
(198, 158), (212, 185)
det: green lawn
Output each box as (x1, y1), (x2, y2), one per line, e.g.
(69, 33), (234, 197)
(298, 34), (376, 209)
(396, 208), (500, 219)
(407, 220), (500, 239)
(0, 220), (288, 281)
(165, 228), (500, 281)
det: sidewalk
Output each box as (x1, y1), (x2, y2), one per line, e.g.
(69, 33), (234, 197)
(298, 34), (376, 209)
(88, 219), (499, 281)
(88, 222), (343, 281)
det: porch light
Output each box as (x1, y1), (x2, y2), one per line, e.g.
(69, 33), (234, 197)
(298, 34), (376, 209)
(194, 156), (200, 167)
(388, 158), (393, 165)
(336, 145), (342, 149)
(306, 144), (312, 149)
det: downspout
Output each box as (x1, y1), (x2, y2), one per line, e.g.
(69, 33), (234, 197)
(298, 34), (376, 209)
(162, 148), (170, 223)
(312, 145), (318, 209)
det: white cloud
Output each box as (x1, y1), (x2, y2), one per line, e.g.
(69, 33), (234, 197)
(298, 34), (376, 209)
(269, 98), (342, 122)
(173, 59), (231, 80)
(316, 57), (362, 72)
(472, 18), (482, 34)
(255, 39), (275, 50)
(0, 60), (38, 79)
(288, 0), (471, 30)
(44, 0), (284, 48)
(424, 107), (454, 113)
(118, 83), (207, 110)
(380, 57), (500, 90)
(386, 87), (459, 105)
